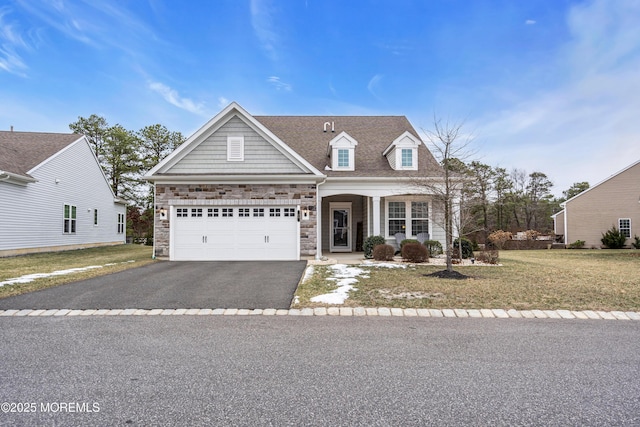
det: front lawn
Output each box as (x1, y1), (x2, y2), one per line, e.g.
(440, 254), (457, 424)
(0, 245), (155, 299)
(294, 250), (640, 311)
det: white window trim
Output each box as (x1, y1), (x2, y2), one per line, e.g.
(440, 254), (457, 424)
(117, 213), (125, 234)
(227, 135), (245, 161)
(328, 131), (358, 171)
(619, 218), (631, 238)
(63, 203), (77, 234)
(396, 147), (417, 170)
(384, 198), (431, 238)
(383, 131), (421, 171)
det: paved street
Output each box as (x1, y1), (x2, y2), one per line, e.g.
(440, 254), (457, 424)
(1, 317), (639, 426)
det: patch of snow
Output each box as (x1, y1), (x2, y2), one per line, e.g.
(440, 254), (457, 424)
(361, 260), (407, 269)
(0, 260), (136, 287)
(310, 264), (366, 305)
(301, 265), (315, 283)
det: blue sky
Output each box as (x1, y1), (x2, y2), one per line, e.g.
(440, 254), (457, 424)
(1, 0), (639, 196)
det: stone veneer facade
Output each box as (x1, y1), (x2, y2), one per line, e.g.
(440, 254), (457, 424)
(154, 183), (317, 259)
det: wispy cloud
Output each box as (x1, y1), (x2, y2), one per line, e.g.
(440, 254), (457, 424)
(367, 74), (383, 99)
(148, 81), (207, 116)
(267, 76), (292, 91)
(217, 96), (230, 108)
(476, 0), (640, 194)
(375, 41), (413, 56)
(0, 7), (29, 76)
(13, 0), (165, 62)
(250, 0), (280, 61)
(525, 19), (537, 25)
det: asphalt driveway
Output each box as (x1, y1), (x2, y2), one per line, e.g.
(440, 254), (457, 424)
(0, 261), (307, 310)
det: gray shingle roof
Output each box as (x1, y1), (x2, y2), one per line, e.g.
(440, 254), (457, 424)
(0, 131), (81, 178)
(254, 116), (444, 177)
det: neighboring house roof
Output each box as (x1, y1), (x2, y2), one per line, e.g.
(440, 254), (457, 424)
(0, 131), (82, 179)
(254, 115), (444, 177)
(561, 159), (640, 207)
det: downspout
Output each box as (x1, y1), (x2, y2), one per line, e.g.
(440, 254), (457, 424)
(315, 177), (327, 260)
(562, 202), (568, 246)
(152, 182), (157, 259)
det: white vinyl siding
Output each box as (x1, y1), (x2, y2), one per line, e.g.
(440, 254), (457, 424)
(166, 116), (305, 174)
(0, 138), (126, 252)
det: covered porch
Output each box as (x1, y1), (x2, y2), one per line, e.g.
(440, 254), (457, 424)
(316, 187), (444, 259)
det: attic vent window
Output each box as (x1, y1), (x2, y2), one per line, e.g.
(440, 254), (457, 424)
(227, 136), (244, 161)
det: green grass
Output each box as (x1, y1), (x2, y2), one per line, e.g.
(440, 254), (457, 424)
(0, 244), (155, 299)
(294, 250), (640, 311)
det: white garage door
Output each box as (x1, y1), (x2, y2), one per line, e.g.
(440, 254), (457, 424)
(171, 206), (299, 261)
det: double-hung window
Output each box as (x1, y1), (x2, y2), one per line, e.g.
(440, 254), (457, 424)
(387, 202), (406, 236)
(337, 149), (350, 168)
(117, 213), (125, 234)
(619, 218), (631, 238)
(411, 202), (429, 235)
(63, 204), (77, 234)
(387, 200), (429, 237)
(401, 148), (413, 168)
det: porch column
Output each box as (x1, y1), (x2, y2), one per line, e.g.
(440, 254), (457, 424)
(372, 196), (381, 236)
(316, 194), (323, 260)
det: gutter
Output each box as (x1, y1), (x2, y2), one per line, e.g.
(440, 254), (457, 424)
(0, 170), (37, 185)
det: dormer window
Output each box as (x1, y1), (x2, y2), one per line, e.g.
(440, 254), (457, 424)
(337, 149), (350, 168)
(328, 131), (358, 171)
(227, 135), (244, 161)
(383, 131), (421, 171)
(401, 148), (413, 168)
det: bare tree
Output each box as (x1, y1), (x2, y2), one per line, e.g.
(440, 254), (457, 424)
(416, 116), (474, 273)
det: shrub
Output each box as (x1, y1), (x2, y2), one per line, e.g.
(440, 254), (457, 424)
(488, 230), (512, 250)
(453, 237), (473, 259)
(373, 244), (395, 261)
(632, 235), (640, 249)
(568, 240), (585, 249)
(475, 250), (499, 264)
(363, 235), (386, 259)
(401, 242), (428, 263)
(601, 226), (627, 249)
(400, 239), (419, 249)
(423, 240), (443, 256)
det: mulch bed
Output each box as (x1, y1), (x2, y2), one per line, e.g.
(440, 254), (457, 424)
(423, 270), (471, 280)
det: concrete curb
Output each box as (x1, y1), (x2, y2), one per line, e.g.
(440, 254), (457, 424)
(1, 308), (639, 320)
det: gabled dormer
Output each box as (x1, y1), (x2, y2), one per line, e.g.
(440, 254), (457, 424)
(327, 131), (358, 171)
(382, 131), (421, 171)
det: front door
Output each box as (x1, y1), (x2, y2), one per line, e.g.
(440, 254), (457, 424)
(330, 203), (352, 252)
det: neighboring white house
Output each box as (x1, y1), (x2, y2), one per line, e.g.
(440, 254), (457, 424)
(553, 159), (640, 248)
(145, 102), (455, 261)
(0, 131), (127, 256)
